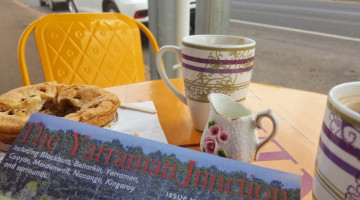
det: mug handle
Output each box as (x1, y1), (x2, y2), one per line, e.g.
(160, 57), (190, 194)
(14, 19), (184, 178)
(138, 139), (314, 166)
(254, 109), (279, 160)
(156, 45), (187, 104)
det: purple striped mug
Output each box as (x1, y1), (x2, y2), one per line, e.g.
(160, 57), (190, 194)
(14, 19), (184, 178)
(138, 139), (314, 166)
(313, 82), (360, 199)
(156, 35), (256, 131)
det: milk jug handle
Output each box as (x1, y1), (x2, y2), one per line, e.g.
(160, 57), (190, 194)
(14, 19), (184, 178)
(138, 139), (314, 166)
(156, 45), (187, 105)
(254, 109), (279, 160)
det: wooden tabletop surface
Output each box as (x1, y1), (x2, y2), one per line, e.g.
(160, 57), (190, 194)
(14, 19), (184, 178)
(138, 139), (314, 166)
(106, 78), (328, 199)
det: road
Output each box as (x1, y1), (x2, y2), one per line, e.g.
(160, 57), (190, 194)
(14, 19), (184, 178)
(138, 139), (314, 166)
(0, 0), (359, 94)
(229, 0), (360, 93)
(231, 0), (360, 38)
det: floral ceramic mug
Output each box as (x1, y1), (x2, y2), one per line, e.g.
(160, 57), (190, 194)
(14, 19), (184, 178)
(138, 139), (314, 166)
(313, 82), (360, 199)
(156, 35), (256, 131)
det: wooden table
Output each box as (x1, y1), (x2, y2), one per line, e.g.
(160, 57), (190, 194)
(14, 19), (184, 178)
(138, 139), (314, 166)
(106, 78), (328, 200)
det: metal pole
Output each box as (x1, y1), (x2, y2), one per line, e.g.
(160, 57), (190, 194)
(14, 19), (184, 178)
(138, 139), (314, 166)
(176, 0), (190, 45)
(174, 0), (190, 77)
(148, 0), (191, 79)
(195, 0), (230, 35)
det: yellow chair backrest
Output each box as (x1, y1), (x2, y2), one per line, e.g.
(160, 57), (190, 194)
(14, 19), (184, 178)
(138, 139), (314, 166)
(18, 13), (159, 87)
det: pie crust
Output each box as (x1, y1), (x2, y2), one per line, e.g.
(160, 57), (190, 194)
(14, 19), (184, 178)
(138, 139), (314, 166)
(0, 82), (120, 144)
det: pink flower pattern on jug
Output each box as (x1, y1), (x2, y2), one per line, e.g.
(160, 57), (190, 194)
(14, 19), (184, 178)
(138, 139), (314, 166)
(204, 136), (218, 154)
(203, 121), (229, 157)
(209, 125), (220, 136)
(218, 131), (229, 143)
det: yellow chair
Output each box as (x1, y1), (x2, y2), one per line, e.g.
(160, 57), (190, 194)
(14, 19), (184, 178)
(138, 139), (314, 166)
(18, 13), (159, 87)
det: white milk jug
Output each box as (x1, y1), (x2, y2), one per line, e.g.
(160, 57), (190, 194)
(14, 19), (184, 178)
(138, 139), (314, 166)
(200, 93), (279, 163)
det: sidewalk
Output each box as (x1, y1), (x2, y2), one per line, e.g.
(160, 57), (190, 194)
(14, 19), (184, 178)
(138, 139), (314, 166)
(0, 0), (45, 94)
